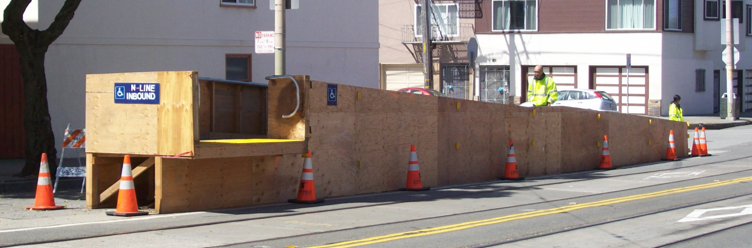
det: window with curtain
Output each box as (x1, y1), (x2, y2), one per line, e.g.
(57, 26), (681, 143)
(664, 0), (681, 30)
(705, 0), (719, 20)
(492, 0), (537, 31)
(414, 4), (459, 38)
(606, 0), (655, 30)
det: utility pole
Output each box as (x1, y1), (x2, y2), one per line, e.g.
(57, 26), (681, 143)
(725, 0), (736, 120)
(422, 0), (433, 89)
(274, 0), (286, 75)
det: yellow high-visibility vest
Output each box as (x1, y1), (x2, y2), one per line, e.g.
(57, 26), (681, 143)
(527, 75), (558, 106)
(669, 103), (684, 122)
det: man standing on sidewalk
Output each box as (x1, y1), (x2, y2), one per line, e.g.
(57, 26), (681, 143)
(527, 65), (558, 106)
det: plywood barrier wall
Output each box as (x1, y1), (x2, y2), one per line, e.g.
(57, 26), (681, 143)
(86, 71), (198, 156)
(304, 80), (688, 198)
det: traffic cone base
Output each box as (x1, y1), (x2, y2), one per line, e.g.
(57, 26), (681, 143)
(26, 153), (64, 211)
(106, 210), (148, 217)
(400, 145), (430, 191)
(289, 151), (325, 204)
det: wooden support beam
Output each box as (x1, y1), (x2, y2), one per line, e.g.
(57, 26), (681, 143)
(99, 157), (156, 204)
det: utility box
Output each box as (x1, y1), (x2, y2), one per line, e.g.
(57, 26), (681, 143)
(720, 93), (740, 119)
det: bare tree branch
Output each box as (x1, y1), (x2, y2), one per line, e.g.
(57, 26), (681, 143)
(1, 0), (33, 41)
(41, 0), (82, 46)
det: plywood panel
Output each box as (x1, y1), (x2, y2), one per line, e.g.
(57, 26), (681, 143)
(307, 112), (358, 197)
(157, 71), (196, 156)
(157, 155), (301, 214)
(561, 110), (605, 173)
(268, 76), (308, 140)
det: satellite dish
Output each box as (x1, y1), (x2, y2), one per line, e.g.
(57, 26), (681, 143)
(467, 37), (478, 67)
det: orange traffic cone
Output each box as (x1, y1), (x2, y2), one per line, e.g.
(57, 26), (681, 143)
(289, 151), (325, 204)
(662, 130), (679, 161)
(499, 140), (524, 180)
(699, 127), (712, 156)
(400, 145), (430, 191)
(106, 155), (148, 216)
(690, 127), (701, 157)
(26, 153), (64, 210)
(598, 135), (612, 170)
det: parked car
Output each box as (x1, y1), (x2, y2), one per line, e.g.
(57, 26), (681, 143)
(397, 87), (445, 97)
(552, 89), (618, 112)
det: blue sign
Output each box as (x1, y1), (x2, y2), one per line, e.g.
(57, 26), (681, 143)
(327, 84), (337, 106)
(114, 83), (160, 104)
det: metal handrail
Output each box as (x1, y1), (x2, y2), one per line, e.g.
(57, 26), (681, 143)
(265, 75), (300, 119)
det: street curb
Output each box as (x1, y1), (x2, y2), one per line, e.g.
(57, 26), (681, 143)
(689, 120), (752, 130)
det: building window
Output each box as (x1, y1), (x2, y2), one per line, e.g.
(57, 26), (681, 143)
(221, 0), (255, 7)
(696, 69), (706, 92)
(415, 4), (459, 38)
(664, 0), (681, 30)
(226, 54), (252, 81)
(606, 0), (655, 30)
(722, 1), (743, 22)
(705, 0), (719, 20)
(492, 0), (537, 31)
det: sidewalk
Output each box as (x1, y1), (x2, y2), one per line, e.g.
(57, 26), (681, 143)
(660, 111), (752, 130)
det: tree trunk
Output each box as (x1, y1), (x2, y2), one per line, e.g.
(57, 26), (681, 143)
(15, 43), (57, 177)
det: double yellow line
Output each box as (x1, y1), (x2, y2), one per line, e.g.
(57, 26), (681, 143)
(310, 176), (752, 248)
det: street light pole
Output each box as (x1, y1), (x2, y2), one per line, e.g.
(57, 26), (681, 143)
(726, 0), (736, 120)
(274, 0), (286, 75)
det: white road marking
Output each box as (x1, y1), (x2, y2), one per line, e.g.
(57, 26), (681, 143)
(0, 212), (201, 233)
(643, 170), (705, 180)
(678, 205), (752, 222)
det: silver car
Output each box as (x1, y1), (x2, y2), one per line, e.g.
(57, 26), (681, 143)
(552, 89), (618, 112)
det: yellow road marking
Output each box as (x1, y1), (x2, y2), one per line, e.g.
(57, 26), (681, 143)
(309, 176), (752, 248)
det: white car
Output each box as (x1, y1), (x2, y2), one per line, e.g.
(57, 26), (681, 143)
(552, 89), (618, 112)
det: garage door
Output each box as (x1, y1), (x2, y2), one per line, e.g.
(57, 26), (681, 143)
(384, 65), (425, 91)
(592, 66), (648, 114)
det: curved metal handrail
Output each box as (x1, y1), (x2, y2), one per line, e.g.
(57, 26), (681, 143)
(265, 75), (300, 119)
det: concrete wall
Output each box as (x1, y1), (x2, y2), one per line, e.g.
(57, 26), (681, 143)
(32, 0), (378, 155)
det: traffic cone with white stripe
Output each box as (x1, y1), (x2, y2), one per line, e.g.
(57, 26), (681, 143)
(662, 130), (679, 161)
(598, 135), (612, 170)
(500, 140), (524, 180)
(690, 127), (701, 157)
(400, 145), (430, 191)
(26, 153), (64, 210)
(699, 127), (711, 156)
(289, 151), (325, 204)
(106, 155), (148, 216)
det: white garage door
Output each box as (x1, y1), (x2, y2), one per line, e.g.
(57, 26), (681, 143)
(593, 67), (648, 114)
(384, 65), (425, 91)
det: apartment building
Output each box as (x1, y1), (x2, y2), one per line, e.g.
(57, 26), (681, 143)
(380, 0), (752, 116)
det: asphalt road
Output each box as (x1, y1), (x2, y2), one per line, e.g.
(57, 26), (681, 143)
(2, 126), (752, 248)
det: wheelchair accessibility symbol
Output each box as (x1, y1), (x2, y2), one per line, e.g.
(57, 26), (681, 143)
(115, 86), (125, 100)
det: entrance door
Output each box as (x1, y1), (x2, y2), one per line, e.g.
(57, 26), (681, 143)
(479, 66), (510, 104)
(0, 44), (26, 158)
(441, 64), (470, 99)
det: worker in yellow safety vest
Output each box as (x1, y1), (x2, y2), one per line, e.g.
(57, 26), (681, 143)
(668, 95), (684, 122)
(527, 65), (558, 106)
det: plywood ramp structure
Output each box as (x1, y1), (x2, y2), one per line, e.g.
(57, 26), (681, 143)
(86, 72), (688, 214)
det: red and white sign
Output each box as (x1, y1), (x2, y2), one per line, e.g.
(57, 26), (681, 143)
(255, 31), (275, 54)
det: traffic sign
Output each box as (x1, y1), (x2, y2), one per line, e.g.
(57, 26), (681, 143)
(722, 46), (740, 65)
(255, 31), (275, 54)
